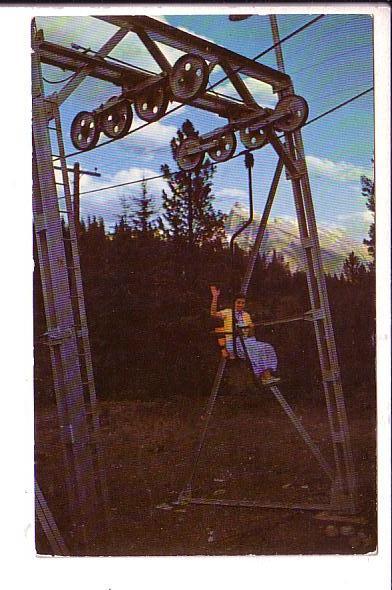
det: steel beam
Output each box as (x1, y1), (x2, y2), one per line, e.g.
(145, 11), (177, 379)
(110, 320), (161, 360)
(95, 15), (291, 91)
(189, 498), (332, 512)
(32, 21), (104, 548)
(51, 27), (129, 107)
(269, 14), (357, 512)
(37, 39), (256, 119)
(35, 481), (70, 556)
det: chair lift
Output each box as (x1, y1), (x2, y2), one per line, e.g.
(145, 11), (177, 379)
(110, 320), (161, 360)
(176, 149), (347, 513)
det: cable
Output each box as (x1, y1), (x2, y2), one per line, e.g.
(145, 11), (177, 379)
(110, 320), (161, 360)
(303, 87), (373, 127)
(72, 43), (159, 76)
(79, 172), (165, 197)
(43, 72), (77, 84)
(236, 15), (325, 67)
(78, 86), (374, 197)
(195, 15), (326, 96)
(55, 14), (326, 162)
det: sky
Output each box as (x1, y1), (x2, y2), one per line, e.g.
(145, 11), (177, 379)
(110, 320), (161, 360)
(35, 13), (374, 249)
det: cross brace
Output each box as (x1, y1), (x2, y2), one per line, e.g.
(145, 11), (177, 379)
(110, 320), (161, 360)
(95, 15), (291, 91)
(36, 14), (292, 122)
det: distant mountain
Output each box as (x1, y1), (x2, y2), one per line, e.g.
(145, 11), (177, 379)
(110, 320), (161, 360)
(225, 202), (370, 275)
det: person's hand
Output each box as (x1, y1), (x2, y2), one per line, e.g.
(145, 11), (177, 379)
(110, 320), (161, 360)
(210, 285), (220, 298)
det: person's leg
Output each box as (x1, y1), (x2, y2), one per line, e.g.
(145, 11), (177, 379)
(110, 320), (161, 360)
(258, 342), (278, 372)
(241, 338), (279, 384)
(225, 340), (235, 360)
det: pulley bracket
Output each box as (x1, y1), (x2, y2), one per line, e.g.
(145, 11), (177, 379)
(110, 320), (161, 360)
(174, 94), (308, 170)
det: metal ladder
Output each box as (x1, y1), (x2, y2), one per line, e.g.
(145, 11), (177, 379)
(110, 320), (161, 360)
(51, 105), (110, 522)
(32, 39), (109, 549)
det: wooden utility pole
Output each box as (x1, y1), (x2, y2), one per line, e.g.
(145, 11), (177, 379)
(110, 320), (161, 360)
(73, 162), (80, 234)
(54, 162), (101, 235)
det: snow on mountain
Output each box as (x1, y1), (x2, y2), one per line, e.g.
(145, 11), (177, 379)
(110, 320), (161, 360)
(225, 202), (370, 275)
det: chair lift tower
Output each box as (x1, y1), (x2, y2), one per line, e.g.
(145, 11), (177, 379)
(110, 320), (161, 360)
(32, 16), (358, 551)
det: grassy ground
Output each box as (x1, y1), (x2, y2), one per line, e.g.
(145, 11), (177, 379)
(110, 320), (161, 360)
(35, 380), (376, 556)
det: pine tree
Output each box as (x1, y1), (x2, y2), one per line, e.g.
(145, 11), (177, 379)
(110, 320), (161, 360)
(130, 179), (157, 239)
(160, 119), (225, 250)
(361, 171), (375, 267)
(342, 251), (367, 284)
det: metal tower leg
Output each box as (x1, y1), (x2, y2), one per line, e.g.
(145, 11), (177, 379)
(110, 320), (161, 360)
(269, 14), (357, 512)
(285, 129), (357, 511)
(32, 35), (101, 548)
(35, 480), (70, 556)
(52, 107), (111, 532)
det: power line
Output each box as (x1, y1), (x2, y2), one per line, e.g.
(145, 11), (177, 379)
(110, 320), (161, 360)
(56, 15), (326, 162)
(237, 15), (325, 66)
(78, 86), (374, 197)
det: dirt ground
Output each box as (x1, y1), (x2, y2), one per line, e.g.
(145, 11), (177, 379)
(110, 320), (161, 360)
(34, 380), (377, 556)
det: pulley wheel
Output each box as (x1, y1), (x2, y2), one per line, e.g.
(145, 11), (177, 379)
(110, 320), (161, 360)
(207, 132), (237, 162)
(240, 125), (267, 150)
(176, 137), (204, 171)
(169, 54), (209, 102)
(101, 97), (133, 139)
(134, 86), (169, 122)
(273, 94), (309, 132)
(70, 111), (100, 151)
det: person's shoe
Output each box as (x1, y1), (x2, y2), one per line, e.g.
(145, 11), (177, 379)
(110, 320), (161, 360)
(260, 370), (280, 385)
(262, 376), (280, 385)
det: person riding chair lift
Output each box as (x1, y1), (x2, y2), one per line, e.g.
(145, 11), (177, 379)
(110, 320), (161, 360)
(210, 285), (280, 386)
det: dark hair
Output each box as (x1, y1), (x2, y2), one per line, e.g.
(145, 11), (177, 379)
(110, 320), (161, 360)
(234, 293), (246, 301)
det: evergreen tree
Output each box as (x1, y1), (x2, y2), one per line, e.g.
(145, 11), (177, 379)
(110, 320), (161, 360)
(160, 119), (225, 250)
(130, 179), (156, 238)
(118, 195), (132, 230)
(342, 250), (367, 284)
(361, 171), (375, 267)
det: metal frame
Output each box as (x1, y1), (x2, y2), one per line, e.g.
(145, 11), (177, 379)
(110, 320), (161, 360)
(35, 480), (70, 555)
(95, 15), (291, 91)
(270, 15), (356, 510)
(36, 15), (292, 122)
(32, 20), (116, 549)
(178, 16), (356, 515)
(32, 15), (357, 552)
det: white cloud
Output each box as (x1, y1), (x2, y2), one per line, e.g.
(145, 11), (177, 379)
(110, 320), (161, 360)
(306, 155), (373, 183)
(35, 16), (117, 51)
(219, 188), (248, 200)
(121, 119), (178, 156)
(337, 210), (374, 224)
(219, 76), (278, 108)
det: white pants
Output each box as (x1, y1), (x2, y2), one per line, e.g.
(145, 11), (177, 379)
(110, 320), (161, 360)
(226, 336), (278, 377)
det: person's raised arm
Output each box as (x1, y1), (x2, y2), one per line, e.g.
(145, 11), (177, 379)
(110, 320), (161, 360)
(210, 285), (221, 317)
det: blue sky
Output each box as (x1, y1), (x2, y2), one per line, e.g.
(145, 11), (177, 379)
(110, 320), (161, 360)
(36, 13), (374, 249)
